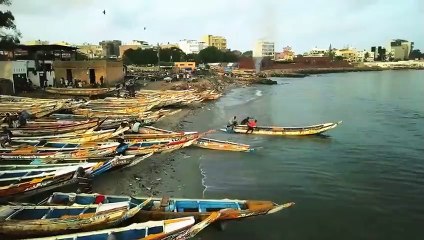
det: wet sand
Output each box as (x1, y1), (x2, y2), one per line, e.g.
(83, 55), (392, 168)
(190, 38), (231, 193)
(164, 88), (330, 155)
(93, 107), (206, 198)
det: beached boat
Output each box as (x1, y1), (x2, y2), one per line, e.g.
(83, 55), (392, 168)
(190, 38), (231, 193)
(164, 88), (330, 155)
(0, 142), (120, 160)
(11, 119), (101, 137)
(193, 137), (253, 152)
(0, 166), (84, 199)
(0, 200), (150, 238)
(221, 121), (342, 136)
(29, 213), (221, 240)
(46, 192), (295, 222)
(11, 128), (128, 144)
(0, 163), (96, 183)
(45, 87), (114, 96)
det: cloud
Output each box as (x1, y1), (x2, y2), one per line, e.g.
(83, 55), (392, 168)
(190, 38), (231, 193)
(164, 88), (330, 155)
(5, 0), (424, 52)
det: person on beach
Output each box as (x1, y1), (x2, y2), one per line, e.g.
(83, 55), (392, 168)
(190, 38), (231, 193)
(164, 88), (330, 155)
(3, 113), (13, 128)
(1, 125), (13, 147)
(240, 116), (250, 125)
(131, 120), (141, 133)
(246, 119), (257, 134)
(18, 112), (27, 127)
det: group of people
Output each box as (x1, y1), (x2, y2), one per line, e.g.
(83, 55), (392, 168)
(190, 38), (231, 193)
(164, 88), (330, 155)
(58, 76), (105, 89)
(227, 116), (257, 133)
(1, 111), (29, 147)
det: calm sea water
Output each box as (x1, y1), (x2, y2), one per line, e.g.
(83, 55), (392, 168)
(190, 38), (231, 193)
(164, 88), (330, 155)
(180, 70), (424, 240)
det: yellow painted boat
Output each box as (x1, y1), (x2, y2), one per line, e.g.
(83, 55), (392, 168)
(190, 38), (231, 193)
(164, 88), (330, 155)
(45, 87), (114, 96)
(222, 121), (342, 136)
(193, 137), (253, 152)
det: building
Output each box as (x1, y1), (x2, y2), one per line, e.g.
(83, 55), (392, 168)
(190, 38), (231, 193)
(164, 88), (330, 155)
(77, 43), (104, 59)
(275, 46), (295, 61)
(304, 48), (327, 57)
(335, 48), (360, 62)
(119, 40), (152, 57)
(25, 40), (49, 45)
(202, 35), (227, 50)
(177, 40), (206, 54)
(0, 61), (28, 94)
(53, 60), (125, 86)
(99, 40), (122, 58)
(389, 39), (414, 61)
(0, 44), (78, 90)
(253, 40), (275, 58)
(371, 46), (387, 61)
(174, 62), (196, 71)
(160, 43), (179, 49)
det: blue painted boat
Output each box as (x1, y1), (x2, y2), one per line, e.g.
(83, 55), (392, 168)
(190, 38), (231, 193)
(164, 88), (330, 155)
(46, 192), (295, 222)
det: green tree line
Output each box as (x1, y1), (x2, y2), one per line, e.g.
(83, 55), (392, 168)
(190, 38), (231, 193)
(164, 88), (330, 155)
(123, 46), (243, 65)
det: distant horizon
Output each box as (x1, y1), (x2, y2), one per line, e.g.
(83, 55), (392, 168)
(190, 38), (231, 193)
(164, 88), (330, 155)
(6, 0), (424, 53)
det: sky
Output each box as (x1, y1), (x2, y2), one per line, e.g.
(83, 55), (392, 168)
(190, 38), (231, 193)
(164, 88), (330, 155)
(3, 0), (424, 53)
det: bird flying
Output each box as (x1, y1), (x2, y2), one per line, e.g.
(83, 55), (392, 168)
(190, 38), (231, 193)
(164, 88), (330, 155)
(102, 10), (106, 15)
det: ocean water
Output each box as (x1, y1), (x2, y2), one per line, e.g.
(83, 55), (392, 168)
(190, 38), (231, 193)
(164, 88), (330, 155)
(180, 70), (424, 240)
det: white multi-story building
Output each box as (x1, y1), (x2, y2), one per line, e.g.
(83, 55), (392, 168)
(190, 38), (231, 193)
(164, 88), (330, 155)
(304, 48), (327, 57)
(253, 40), (275, 58)
(388, 39), (413, 61)
(177, 40), (206, 54)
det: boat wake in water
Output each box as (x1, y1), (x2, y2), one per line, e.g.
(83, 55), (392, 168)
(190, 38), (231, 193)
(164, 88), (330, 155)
(255, 90), (263, 96)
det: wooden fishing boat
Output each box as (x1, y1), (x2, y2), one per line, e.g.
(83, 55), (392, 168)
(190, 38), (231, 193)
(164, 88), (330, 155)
(11, 119), (101, 137)
(0, 163), (96, 183)
(46, 192), (295, 222)
(45, 87), (114, 96)
(11, 127), (128, 144)
(0, 167), (84, 199)
(29, 213), (221, 240)
(193, 137), (253, 152)
(0, 142), (119, 160)
(221, 121), (343, 136)
(0, 200), (150, 238)
(0, 162), (93, 171)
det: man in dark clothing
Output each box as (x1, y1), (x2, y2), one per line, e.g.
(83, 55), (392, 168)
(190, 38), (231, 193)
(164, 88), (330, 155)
(240, 117), (250, 125)
(1, 125), (13, 147)
(18, 112), (27, 126)
(3, 113), (13, 128)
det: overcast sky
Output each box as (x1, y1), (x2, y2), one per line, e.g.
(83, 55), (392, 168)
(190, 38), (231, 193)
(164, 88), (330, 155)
(5, 0), (424, 53)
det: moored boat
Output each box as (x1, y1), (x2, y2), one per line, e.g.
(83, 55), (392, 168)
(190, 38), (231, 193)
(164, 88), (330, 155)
(222, 121), (342, 136)
(45, 87), (114, 96)
(193, 137), (253, 152)
(46, 192), (295, 222)
(0, 200), (150, 238)
(28, 212), (221, 240)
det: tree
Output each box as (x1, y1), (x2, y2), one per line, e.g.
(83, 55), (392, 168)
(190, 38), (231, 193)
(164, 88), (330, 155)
(222, 50), (239, 62)
(186, 53), (199, 63)
(159, 47), (186, 62)
(409, 49), (422, 60)
(198, 46), (223, 63)
(242, 51), (253, 57)
(0, 0), (20, 49)
(123, 48), (158, 65)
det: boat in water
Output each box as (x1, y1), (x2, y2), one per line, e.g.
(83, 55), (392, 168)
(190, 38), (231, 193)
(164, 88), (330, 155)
(221, 121), (342, 136)
(0, 200), (150, 238)
(46, 192), (295, 222)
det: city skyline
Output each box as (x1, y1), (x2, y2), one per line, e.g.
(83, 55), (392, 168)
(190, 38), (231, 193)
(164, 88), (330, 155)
(7, 0), (424, 52)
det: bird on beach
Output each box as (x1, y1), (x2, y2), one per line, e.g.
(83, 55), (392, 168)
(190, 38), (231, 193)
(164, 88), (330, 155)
(102, 10), (106, 15)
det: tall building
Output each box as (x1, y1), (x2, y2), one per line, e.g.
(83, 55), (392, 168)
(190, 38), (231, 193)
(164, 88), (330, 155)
(389, 39), (414, 60)
(119, 40), (152, 57)
(177, 40), (206, 54)
(99, 40), (122, 58)
(253, 40), (275, 58)
(202, 35), (227, 50)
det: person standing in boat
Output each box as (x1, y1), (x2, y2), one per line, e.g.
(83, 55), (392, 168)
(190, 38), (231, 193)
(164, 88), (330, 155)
(227, 116), (238, 131)
(240, 116), (250, 125)
(246, 119), (257, 134)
